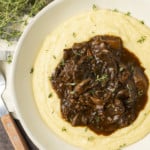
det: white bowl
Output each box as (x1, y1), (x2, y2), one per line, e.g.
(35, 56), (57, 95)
(10, 0), (150, 149)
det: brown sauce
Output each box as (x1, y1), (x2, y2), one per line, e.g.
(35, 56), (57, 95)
(51, 35), (148, 135)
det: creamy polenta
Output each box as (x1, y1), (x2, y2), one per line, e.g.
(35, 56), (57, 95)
(32, 9), (150, 150)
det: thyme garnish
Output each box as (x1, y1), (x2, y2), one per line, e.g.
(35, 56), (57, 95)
(62, 127), (67, 132)
(7, 55), (13, 64)
(48, 76), (52, 81)
(30, 67), (34, 74)
(140, 20), (144, 24)
(70, 91), (75, 95)
(113, 9), (119, 12)
(85, 127), (88, 132)
(92, 4), (97, 11)
(137, 36), (147, 43)
(119, 67), (124, 72)
(125, 12), (131, 16)
(89, 89), (95, 95)
(72, 50), (81, 56)
(118, 143), (127, 150)
(87, 136), (95, 141)
(0, 0), (51, 41)
(66, 82), (76, 86)
(60, 59), (65, 66)
(72, 32), (77, 38)
(96, 74), (108, 82)
(138, 89), (144, 96)
(48, 93), (53, 98)
(53, 55), (56, 59)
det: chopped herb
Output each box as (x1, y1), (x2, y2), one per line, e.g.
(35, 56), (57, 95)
(7, 55), (13, 64)
(140, 20), (144, 24)
(88, 136), (94, 141)
(131, 65), (135, 72)
(89, 89), (95, 95)
(119, 67), (124, 72)
(88, 56), (93, 60)
(138, 90), (144, 96)
(137, 36), (147, 43)
(127, 84), (132, 91)
(70, 91), (75, 95)
(48, 76), (52, 81)
(113, 9), (119, 12)
(53, 55), (56, 59)
(73, 51), (81, 56)
(30, 67), (34, 74)
(65, 44), (67, 47)
(62, 127), (67, 132)
(60, 59), (65, 66)
(96, 74), (108, 82)
(92, 4), (97, 10)
(91, 31), (95, 34)
(66, 82), (76, 86)
(85, 127), (88, 132)
(119, 143), (127, 149)
(72, 32), (77, 38)
(95, 116), (100, 123)
(48, 93), (53, 98)
(125, 12), (131, 16)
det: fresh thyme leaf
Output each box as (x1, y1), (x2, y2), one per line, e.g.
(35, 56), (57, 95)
(66, 82), (76, 86)
(87, 55), (93, 60)
(140, 20), (144, 24)
(53, 55), (56, 59)
(72, 32), (77, 38)
(7, 55), (13, 64)
(89, 89), (95, 95)
(113, 9), (119, 12)
(30, 67), (34, 74)
(119, 143), (127, 148)
(87, 136), (94, 141)
(92, 4), (97, 10)
(72, 50), (81, 56)
(138, 89), (144, 96)
(96, 74), (108, 82)
(119, 67), (124, 72)
(62, 127), (67, 132)
(48, 93), (53, 98)
(60, 59), (65, 66)
(85, 127), (88, 132)
(125, 12), (131, 16)
(95, 116), (100, 123)
(137, 36), (147, 43)
(48, 76), (52, 81)
(70, 91), (75, 95)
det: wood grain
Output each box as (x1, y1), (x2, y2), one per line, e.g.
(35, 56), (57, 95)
(1, 114), (29, 150)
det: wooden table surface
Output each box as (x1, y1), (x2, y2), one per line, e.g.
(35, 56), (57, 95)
(0, 119), (38, 150)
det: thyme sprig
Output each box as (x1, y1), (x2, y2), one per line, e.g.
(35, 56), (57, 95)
(0, 0), (51, 41)
(96, 74), (108, 82)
